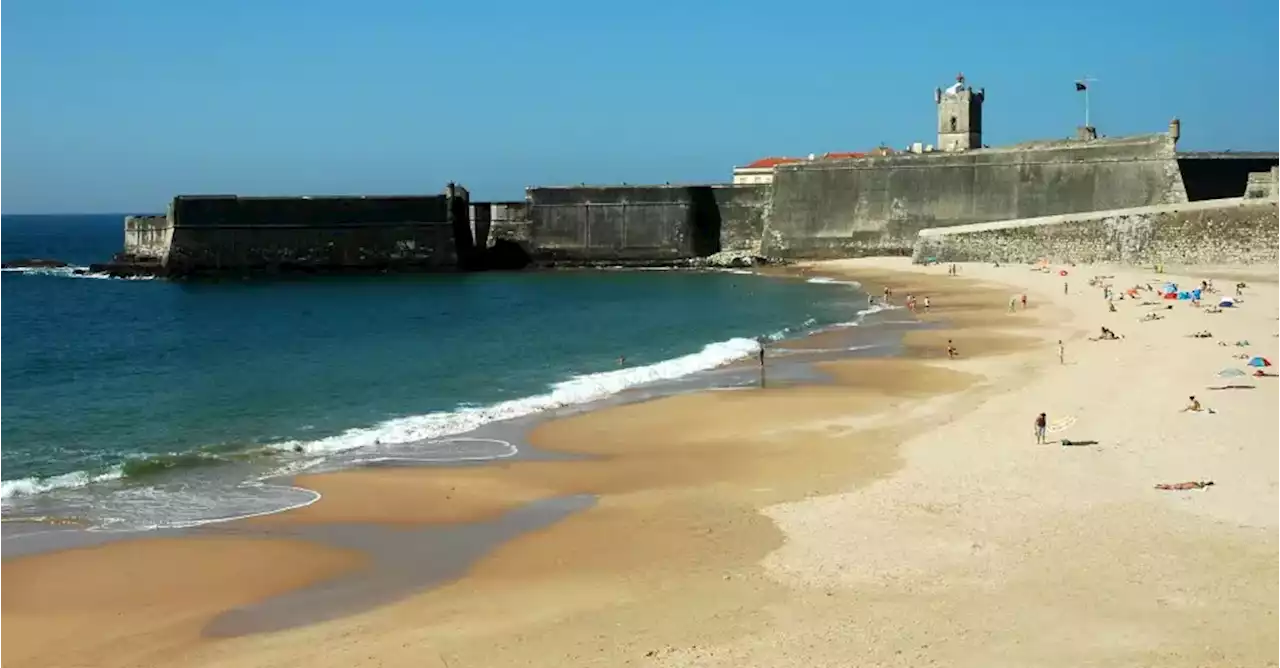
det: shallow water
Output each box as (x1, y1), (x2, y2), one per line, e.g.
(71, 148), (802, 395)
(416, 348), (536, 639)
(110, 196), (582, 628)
(3, 214), (882, 530)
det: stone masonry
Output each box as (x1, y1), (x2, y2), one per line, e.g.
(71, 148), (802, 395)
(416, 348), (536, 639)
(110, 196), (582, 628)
(913, 198), (1279, 266)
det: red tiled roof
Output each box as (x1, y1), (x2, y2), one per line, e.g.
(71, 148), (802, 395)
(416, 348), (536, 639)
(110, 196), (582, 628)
(822, 151), (868, 160)
(743, 156), (805, 169)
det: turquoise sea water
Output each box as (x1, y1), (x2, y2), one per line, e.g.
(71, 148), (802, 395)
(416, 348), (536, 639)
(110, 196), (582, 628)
(2, 214), (873, 530)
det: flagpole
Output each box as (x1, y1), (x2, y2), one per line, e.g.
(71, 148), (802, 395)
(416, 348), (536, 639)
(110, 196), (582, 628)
(1084, 86), (1090, 128)
(1080, 76), (1098, 128)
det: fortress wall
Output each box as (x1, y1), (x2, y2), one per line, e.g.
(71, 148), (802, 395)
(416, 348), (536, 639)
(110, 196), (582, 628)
(524, 185), (721, 264)
(713, 184), (770, 253)
(762, 134), (1187, 258)
(471, 201), (531, 248)
(123, 214), (172, 261)
(1245, 167), (1279, 200)
(164, 194), (460, 274)
(912, 198), (1278, 266)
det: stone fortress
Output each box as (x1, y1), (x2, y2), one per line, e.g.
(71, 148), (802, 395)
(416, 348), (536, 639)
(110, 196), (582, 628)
(112, 74), (1278, 277)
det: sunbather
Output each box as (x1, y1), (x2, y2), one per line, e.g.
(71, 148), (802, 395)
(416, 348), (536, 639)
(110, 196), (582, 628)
(1090, 327), (1122, 341)
(1155, 481), (1214, 491)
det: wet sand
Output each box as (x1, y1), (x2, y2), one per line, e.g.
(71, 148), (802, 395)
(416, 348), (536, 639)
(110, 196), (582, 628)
(3, 264), (1023, 667)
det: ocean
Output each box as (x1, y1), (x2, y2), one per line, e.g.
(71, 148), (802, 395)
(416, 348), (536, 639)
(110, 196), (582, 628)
(1, 214), (877, 532)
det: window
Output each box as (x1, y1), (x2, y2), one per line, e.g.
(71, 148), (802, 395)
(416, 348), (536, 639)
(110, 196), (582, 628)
(949, 116), (957, 132)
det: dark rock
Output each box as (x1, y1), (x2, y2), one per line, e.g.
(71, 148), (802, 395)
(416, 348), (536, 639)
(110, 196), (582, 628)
(482, 239), (533, 270)
(2, 258), (69, 269)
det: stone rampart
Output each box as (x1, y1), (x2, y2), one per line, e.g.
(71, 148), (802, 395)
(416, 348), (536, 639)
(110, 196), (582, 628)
(714, 185), (770, 253)
(763, 134), (1187, 258)
(517, 185), (766, 265)
(123, 214), (172, 261)
(161, 190), (467, 275)
(1245, 167), (1279, 200)
(912, 198), (1278, 266)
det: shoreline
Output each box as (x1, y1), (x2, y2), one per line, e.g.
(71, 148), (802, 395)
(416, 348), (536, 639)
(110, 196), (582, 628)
(0, 266), (865, 532)
(0, 257), (1034, 660)
(0, 262), (860, 527)
(20, 257), (1280, 660)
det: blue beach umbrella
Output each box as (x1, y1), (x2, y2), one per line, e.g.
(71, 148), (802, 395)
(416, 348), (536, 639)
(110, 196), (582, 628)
(1247, 357), (1272, 368)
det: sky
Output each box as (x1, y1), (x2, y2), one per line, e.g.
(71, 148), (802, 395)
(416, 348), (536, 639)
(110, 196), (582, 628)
(3, 0), (1278, 214)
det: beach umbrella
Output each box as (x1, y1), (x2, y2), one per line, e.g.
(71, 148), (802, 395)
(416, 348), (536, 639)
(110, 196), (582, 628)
(1216, 368), (1249, 378)
(1247, 357), (1272, 368)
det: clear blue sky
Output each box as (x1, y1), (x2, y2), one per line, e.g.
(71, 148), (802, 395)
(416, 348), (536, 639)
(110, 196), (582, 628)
(3, 0), (1277, 214)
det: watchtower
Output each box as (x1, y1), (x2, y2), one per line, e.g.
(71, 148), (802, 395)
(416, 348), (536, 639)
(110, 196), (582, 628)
(934, 73), (985, 152)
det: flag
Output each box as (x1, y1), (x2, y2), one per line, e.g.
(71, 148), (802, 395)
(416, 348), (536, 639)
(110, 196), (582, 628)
(1075, 81), (1088, 92)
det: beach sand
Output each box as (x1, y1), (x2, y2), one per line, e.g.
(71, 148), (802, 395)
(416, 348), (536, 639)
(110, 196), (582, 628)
(3, 259), (1276, 667)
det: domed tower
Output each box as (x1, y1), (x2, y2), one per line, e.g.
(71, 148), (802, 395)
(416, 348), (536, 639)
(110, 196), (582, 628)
(934, 72), (985, 152)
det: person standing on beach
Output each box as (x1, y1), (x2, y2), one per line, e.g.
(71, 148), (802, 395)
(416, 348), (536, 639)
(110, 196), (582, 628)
(946, 339), (958, 359)
(1058, 340), (1064, 364)
(923, 296), (931, 312)
(757, 342), (766, 388)
(1008, 296), (1017, 313)
(1034, 412), (1048, 444)
(1063, 281), (1069, 295)
(1020, 293), (1028, 309)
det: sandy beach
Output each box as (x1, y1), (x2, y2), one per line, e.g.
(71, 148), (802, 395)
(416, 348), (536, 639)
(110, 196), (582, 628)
(3, 259), (1276, 667)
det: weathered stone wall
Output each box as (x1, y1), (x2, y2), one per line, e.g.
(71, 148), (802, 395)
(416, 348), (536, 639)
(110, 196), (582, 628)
(164, 192), (462, 275)
(763, 134), (1188, 258)
(470, 186), (767, 265)
(913, 198), (1278, 266)
(523, 185), (719, 264)
(123, 213), (172, 261)
(1245, 167), (1279, 199)
(471, 201), (531, 248)
(714, 185), (770, 253)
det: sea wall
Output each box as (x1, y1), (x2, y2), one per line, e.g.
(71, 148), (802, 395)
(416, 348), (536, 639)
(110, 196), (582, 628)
(123, 214), (172, 261)
(912, 198), (1279, 266)
(1245, 167), (1279, 199)
(161, 189), (470, 275)
(514, 185), (768, 265)
(714, 185), (770, 252)
(762, 134), (1188, 258)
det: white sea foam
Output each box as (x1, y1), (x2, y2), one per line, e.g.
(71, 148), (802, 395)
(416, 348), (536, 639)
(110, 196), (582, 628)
(0, 266), (156, 281)
(273, 336), (763, 455)
(828, 302), (900, 328)
(806, 276), (862, 288)
(1, 467), (125, 501)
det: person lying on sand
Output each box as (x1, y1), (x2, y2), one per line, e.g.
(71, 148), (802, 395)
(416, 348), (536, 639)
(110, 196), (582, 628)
(1205, 306), (1222, 314)
(1141, 313), (1164, 322)
(1089, 327), (1122, 341)
(1155, 481), (1214, 491)
(1181, 395), (1215, 414)
(1189, 330), (1213, 338)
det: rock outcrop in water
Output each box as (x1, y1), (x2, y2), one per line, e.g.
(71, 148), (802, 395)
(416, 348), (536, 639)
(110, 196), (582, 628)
(2, 258), (70, 269)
